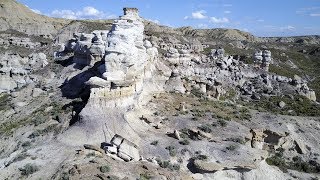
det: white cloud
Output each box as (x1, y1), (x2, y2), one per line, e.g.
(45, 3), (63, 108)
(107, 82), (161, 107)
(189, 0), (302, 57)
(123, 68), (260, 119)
(50, 6), (116, 20)
(310, 13), (320, 17)
(185, 10), (207, 20)
(280, 25), (295, 31)
(51, 10), (77, 19)
(31, 9), (41, 14)
(242, 28), (249, 32)
(147, 19), (160, 24)
(296, 7), (320, 15)
(192, 10), (207, 19)
(257, 19), (265, 22)
(197, 24), (208, 28)
(210, 17), (229, 23)
(82, 7), (101, 17)
(264, 25), (296, 32)
(224, 11), (231, 14)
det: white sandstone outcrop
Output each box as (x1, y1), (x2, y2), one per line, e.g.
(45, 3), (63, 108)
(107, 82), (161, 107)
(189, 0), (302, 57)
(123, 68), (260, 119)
(60, 8), (169, 147)
(254, 49), (272, 71)
(103, 8), (146, 82)
(0, 52), (48, 92)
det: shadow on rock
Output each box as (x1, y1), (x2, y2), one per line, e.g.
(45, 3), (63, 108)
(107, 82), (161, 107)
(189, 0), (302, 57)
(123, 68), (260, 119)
(59, 61), (104, 99)
(187, 158), (199, 174)
(62, 99), (87, 126)
(59, 61), (104, 125)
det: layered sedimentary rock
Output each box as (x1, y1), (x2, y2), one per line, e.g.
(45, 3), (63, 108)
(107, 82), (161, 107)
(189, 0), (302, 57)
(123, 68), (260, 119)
(160, 44), (316, 101)
(61, 8), (169, 149)
(102, 8), (146, 83)
(85, 8), (158, 108)
(254, 50), (272, 71)
(0, 52), (48, 92)
(55, 31), (108, 65)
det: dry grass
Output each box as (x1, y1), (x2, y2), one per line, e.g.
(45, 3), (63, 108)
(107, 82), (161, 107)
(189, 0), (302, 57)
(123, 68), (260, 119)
(153, 93), (251, 121)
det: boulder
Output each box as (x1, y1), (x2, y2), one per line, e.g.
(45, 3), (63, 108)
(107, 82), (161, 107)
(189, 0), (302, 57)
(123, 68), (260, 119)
(28, 53), (48, 68)
(216, 48), (225, 58)
(165, 70), (186, 93)
(110, 134), (140, 161)
(174, 130), (181, 140)
(84, 144), (105, 154)
(292, 75), (303, 86)
(104, 145), (118, 154)
(193, 160), (223, 172)
(85, 77), (111, 88)
(250, 129), (265, 149)
(32, 88), (44, 97)
(191, 173), (204, 180)
(294, 140), (307, 154)
(111, 134), (124, 147)
(118, 139), (140, 161)
(278, 101), (286, 108)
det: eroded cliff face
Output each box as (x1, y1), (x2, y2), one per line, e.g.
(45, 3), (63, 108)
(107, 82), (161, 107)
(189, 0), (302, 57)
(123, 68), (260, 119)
(59, 8), (170, 148)
(1, 2), (320, 180)
(54, 6), (319, 173)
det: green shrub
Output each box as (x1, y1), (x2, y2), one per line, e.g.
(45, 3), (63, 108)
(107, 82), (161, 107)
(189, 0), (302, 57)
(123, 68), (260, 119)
(194, 154), (208, 161)
(86, 152), (96, 158)
(0, 93), (11, 111)
(220, 89), (237, 101)
(21, 141), (31, 148)
(191, 88), (204, 98)
(9, 153), (29, 165)
(217, 119), (227, 127)
(31, 114), (46, 126)
(267, 153), (320, 173)
(198, 124), (212, 133)
(266, 155), (288, 172)
(156, 158), (170, 168)
(179, 139), (190, 145)
(150, 141), (158, 146)
(99, 165), (110, 173)
(105, 175), (120, 180)
(246, 95), (320, 116)
(226, 137), (245, 144)
(226, 144), (238, 151)
(28, 124), (60, 139)
(169, 163), (180, 171)
(19, 164), (39, 176)
(60, 172), (70, 180)
(181, 148), (188, 155)
(155, 158), (180, 171)
(191, 117), (199, 121)
(165, 146), (177, 157)
(139, 173), (152, 180)
(0, 121), (20, 135)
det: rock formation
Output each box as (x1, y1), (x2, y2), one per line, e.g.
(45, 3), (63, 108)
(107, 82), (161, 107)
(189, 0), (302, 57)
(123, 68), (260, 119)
(0, 52), (48, 92)
(1, 2), (320, 180)
(60, 8), (169, 149)
(254, 50), (272, 71)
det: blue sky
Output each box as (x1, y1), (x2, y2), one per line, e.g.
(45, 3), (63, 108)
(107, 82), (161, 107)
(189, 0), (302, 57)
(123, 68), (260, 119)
(17, 0), (320, 37)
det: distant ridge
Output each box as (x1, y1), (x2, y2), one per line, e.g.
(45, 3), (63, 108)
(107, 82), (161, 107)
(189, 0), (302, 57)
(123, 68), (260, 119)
(0, 0), (319, 44)
(0, 0), (69, 37)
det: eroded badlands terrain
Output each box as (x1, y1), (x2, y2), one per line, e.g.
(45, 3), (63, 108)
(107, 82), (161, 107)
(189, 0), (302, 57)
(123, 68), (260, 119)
(0, 1), (320, 179)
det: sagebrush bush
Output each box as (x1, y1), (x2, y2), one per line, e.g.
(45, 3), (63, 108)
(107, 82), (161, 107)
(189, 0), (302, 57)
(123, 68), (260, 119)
(19, 163), (39, 176)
